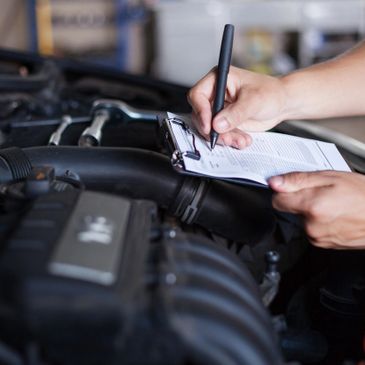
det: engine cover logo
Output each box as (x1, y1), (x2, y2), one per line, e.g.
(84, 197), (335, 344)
(78, 216), (114, 245)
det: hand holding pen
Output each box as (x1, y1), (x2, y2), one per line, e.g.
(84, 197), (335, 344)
(188, 24), (252, 149)
(188, 22), (288, 149)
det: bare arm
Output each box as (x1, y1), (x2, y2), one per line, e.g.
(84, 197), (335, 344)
(188, 41), (365, 147)
(282, 41), (365, 120)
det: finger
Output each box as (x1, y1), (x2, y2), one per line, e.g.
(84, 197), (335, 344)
(308, 239), (333, 250)
(269, 171), (335, 193)
(213, 129), (252, 149)
(191, 110), (210, 137)
(272, 191), (310, 215)
(188, 67), (217, 100)
(273, 186), (332, 219)
(189, 93), (213, 135)
(302, 219), (331, 246)
(188, 71), (216, 135)
(218, 133), (232, 147)
(305, 227), (339, 249)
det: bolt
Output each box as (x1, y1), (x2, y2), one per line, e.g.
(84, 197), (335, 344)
(168, 229), (176, 239)
(265, 251), (280, 275)
(165, 273), (177, 285)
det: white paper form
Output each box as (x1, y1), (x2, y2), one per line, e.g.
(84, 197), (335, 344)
(167, 112), (351, 186)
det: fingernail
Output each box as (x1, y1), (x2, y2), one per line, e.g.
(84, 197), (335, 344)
(237, 138), (247, 149)
(215, 118), (230, 132)
(232, 141), (239, 149)
(270, 175), (284, 187)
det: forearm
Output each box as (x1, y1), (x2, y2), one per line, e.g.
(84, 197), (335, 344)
(281, 41), (365, 120)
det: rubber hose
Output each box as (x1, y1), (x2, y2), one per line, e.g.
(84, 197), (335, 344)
(0, 67), (50, 92)
(1, 146), (276, 242)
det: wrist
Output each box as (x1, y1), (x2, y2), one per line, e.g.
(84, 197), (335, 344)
(279, 72), (307, 121)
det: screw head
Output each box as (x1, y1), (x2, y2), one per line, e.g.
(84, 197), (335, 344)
(165, 273), (177, 285)
(168, 229), (176, 239)
(265, 251), (280, 264)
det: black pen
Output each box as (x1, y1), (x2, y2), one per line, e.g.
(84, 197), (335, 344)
(210, 24), (234, 149)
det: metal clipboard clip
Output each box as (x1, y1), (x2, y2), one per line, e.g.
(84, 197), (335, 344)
(163, 116), (201, 170)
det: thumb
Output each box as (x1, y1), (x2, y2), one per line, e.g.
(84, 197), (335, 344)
(269, 171), (334, 193)
(212, 87), (263, 133)
(212, 100), (246, 134)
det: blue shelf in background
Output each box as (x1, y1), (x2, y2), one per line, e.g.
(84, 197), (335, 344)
(27, 0), (38, 53)
(27, 0), (147, 71)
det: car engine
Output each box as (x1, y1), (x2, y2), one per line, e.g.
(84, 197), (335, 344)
(0, 49), (364, 365)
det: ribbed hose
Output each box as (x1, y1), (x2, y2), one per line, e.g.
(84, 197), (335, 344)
(0, 147), (32, 181)
(0, 146), (276, 242)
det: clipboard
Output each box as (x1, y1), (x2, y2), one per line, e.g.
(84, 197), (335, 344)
(159, 114), (200, 170)
(158, 113), (267, 188)
(159, 111), (352, 190)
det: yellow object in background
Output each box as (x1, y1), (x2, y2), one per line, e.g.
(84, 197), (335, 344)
(242, 29), (274, 74)
(233, 28), (295, 76)
(36, 0), (54, 55)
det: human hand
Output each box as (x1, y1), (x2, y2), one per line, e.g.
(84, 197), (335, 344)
(187, 66), (289, 148)
(269, 170), (365, 249)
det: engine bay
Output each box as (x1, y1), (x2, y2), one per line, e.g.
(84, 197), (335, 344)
(0, 49), (364, 365)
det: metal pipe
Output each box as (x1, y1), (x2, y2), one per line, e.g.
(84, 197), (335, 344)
(48, 115), (73, 146)
(78, 110), (110, 147)
(92, 98), (160, 121)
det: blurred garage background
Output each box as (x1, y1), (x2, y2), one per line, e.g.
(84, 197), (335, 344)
(3, 0), (362, 142)
(2, 0), (364, 86)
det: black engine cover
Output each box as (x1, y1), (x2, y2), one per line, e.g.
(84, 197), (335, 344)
(0, 190), (283, 365)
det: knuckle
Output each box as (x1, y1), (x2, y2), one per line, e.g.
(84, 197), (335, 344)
(221, 133), (233, 146)
(252, 89), (265, 103)
(303, 221), (318, 240)
(271, 194), (283, 210)
(187, 88), (197, 104)
(245, 88), (266, 107)
(306, 201), (326, 221)
(307, 236), (322, 247)
(244, 133), (252, 146)
(290, 172), (308, 185)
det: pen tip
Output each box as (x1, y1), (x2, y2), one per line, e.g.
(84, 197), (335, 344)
(210, 134), (218, 150)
